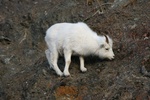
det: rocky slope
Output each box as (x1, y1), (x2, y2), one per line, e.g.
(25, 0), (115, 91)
(0, 0), (150, 99)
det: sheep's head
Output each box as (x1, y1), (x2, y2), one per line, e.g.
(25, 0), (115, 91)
(97, 35), (115, 60)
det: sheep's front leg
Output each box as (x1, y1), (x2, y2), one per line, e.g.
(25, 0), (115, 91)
(79, 56), (87, 72)
(63, 50), (72, 76)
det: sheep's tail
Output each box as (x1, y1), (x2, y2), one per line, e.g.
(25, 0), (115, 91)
(45, 49), (53, 69)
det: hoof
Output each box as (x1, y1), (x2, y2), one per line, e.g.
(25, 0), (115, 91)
(63, 71), (70, 76)
(56, 71), (63, 77)
(81, 67), (87, 72)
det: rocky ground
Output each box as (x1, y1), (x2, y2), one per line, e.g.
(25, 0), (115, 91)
(0, 0), (150, 100)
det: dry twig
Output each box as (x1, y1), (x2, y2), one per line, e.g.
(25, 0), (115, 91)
(19, 30), (27, 44)
(83, 2), (112, 21)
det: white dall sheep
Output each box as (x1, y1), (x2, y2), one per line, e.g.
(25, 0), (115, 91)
(45, 22), (115, 76)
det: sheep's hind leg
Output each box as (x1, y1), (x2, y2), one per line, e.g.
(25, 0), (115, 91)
(51, 51), (63, 76)
(63, 50), (72, 76)
(45, 49), (53, 69)
(79, 56), (87, 72)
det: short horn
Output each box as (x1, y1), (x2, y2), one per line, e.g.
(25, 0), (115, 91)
(104, 35), (109, 43)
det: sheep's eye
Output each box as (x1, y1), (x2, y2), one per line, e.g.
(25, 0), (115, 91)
(106, 48), (109, 50)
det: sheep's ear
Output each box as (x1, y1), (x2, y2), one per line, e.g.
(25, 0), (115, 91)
(100, 44), (105, 48)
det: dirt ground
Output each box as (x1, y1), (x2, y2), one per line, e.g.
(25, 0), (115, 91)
(0, 0), (150, 100)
